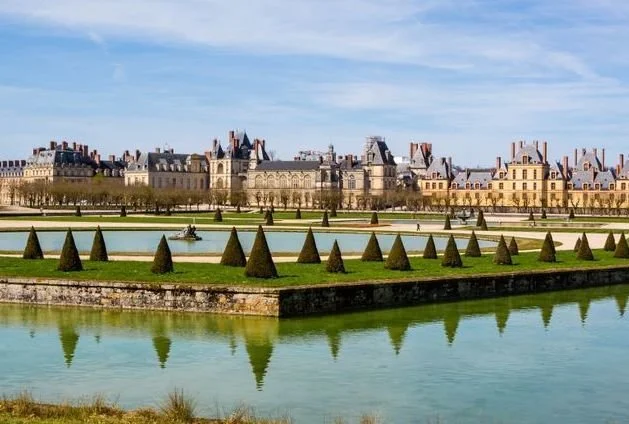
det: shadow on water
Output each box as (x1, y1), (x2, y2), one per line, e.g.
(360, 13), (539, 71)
(1, 284), (628, 389)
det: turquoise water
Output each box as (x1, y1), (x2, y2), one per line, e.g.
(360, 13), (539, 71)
(1, 285), (629, 422)
(0, 230), (494, 254)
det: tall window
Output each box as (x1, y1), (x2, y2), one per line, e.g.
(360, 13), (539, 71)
(279, 176), (287, 188)
(304, 176), (312, 189)
(292, 176), (299, 189)
(267, 176), (275, 189)
(522, 170), (528, 179)
(255, 175), (263, 188)
(533, 170), (537, 179)
(348, 175), (356, 190)
(512, 170), (516, 179)
(217, 163), (224, 174)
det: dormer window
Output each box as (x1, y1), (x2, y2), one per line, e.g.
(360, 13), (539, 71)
(465, 183), (471, 189)
(583, 183), (589, 190)
(451, 182), (458, 189)
(474, 183), (481, 189)
(595, 183), (601, 190)
(432, 172), (437, 179)
(550, 172), (556, 179)
(584, 161), (590, 171)
(523, 156), (529, 164)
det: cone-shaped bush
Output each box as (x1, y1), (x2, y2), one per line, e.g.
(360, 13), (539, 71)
(443, 215), (452, 230)
(476, 210), (484, 227)
(441, 235), (463, 268)
(220, 227), (247, 267)
(214, 208), (223, 222)
(89, 226), (108, 262)
(245, 226), (278, 279)
(574, 237), (582, 252)
(604, 231), (616, 251)
(569, 209), (575, 219)
(330, 206), (337, 218)
(295, 208), (302, 219)
(23, 226), (44, 260)
(385, 234), (411, 271)
(576, 233), (594, 261)
(74, 206), (82, 217)
(361, 232), (383, 262)
(370, 212), (379, 225)
(326, 240), (346, 273)
(265, 210), (274, 226)
(321, 210), (330, 227)
(297, 227), (321, 264)
(614, 233), (629, 259)
(120, 205), (127, 217)
(538, 233), (556, 263)
(508, 237), (519, 256)
(528, 211), (534, 221)
(493, 235), (512, 265)
(151, 235), (173, 274)
(480, 218), (488, 231)
(423, 234), (438, 259)
(58, 229), (83, 272)
(541, 209), (547, 219)
(464, 231), (481, 257)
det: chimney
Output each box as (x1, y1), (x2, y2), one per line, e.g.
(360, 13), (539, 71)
(496, 156), (501, 170)
(228, 130), (235, 142)
(534, 140), (539, 149)
(155, 147), (161, 154)
(543, 141), (548, 164)
(620, 153), (625, 173)
(72, 142), (76, 151)
(83, 145), (89, 158)
(49, 140), (56, 150)
(519, 140), (524, 149)
(593, 148), (598, 160)
(61, 141), (68, 150)
(108, 154), (115, 162)
(95, 154), (101, 165)
(574, 148), (578, 166)
(410, 142), (418, 159)
(213, 139), (218, 151)
(511, 142), (516, 160)
(261, 139), (266, 149)
(602, 148), (606, 169)
(135, 149), (141, 161)
(447, 156), (452, 172)
(563, 156), (569, 178)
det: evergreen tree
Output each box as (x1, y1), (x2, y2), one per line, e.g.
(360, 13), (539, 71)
(220, 227), (247, 267)
(321, 210), (330, 227)
(89, 226), (108, 262)
(361, 232), (383, 262)
(541, 209), (547, 219)
(576, 232), (594, 261)
(538, 233), (556, 262)
(151, 235), (173, 274)
(120, 205), (127, 217)
(508, 237), (519, 256)
(297, 227), (321, 264)
(245, 226), (278, 278)
(265, 210), (274, 226)
(58, 229), (83, 272)
(23, 226), (44, 260)
(493, 235), (512, 265)
(568, 209), (575, 220)
(545, 232), (557, 255)
(441, 234), (463, 268)
(74, 206), (82, 217)
(528, 211), (534, 221)
(443, 215), (452, 230)
(476, 210), (484, 227)
(464, 231), (481, 257)
(385, 234), (411, 271)
(480, 218), (488, 231)
(214, 208), (223, 222)
(422, 234), (438, 259)
(295, 208), (302, 219)
(614, 233), (629, 259)
(574, 237), (582, 252)
(326, 240), (346, 273)
(604, 231), (616, 251)
(370, 212), (379, 225)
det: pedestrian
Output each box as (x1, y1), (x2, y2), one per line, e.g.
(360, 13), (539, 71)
(416, 222), (421, 231)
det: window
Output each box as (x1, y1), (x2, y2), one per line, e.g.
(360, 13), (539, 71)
(292, 176), (299, 189)
(432, 182), (436, 189)
(499, 183), (503, 190)
(217, 163), (224, 174)
(267, 176), (275, 189)
(512, 170), (516, 179)
(551, 172), (556, 179)
(348, 175), (356, 190)
(523, 156), (529, 164)
(304, 176), (312, 189)
(551, 182), (556, 190)
(279, 176), (287, 188)
(425, 182), (430, 189)
(451, 183), (458, 189)
(255, 175), (263, 188)
(488, 183), (492, 190)
(533, 182), (537, 190)
(623, 183), (627, 190)
(523, 183), (527, 190)
(512, 183), (516, 190)
(474, 183), (480, 189)
(475, 193), (480, 199)
(439, 182), (443, 189)
(610, 184), (615, 190)
(533, 170), (537, 179)
(583, 183), (589, 190)
(522, 170), (528, 179)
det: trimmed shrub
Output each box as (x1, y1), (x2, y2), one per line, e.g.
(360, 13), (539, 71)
(568, 209), (575, 220)
(295, 208), (302, 219)
(441, 234), (463, 268)
(213, 208), (223, 222)
(538, 233), (556, 262)
(330, 206), (337, 218)
(220, 227), (247, 267)
(165, 207), (171, 216)
(151, 235), (173, 274)
(385, 234), (411, 271)
(23, 226), (44, 260)
(614, 233), (629, 259)
(120, 206), (127, 217)
(546, 231), (556, 254)
(259, 207), (264, 214)
(541, 209), (547, 219)
(321, 210), (330, 227)
(604, 231), (616, 252)
(236, 205), (241, 213)
(265, 210), (274, 226)
(361, 232), (383, 262)
(245, 226), (278, 279)
(271, 206), (275, 213)
(576, 233), (594, 261)
(464, 231), (481, 257)
(326, 240), (346, 273)
(370, 212), (379, 225)
(443, 215), (452, 230)
(508, 237), (519, 256)
(74, 206), (82, 217)
(528, 211), (534, 221)
(480, 218), (488, 231)
(58, 229), (83, 272)
(297, 227), (321, 264)
(476, 210), (484, 227)
(89, 226), (108, 262)
(574, 237), (582, 252)
(423, 234), (438, 259)
(493, 235), (512, 265)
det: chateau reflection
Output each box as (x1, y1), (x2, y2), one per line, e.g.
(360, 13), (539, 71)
(1, 284), (628, 388)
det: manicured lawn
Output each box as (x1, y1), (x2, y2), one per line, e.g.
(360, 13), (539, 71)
(0, 249), (625, 288)
(465, 225), (612, 234)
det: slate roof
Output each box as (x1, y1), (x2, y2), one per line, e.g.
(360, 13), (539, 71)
(453, 169), (494, 188)
(548, 161), (566, 179)
(576, 152), (602, 171)
(570, 170), (595, 189)
(127, 152), (206, 172)
(364, 137), (396, 166)
(254, 161), (322, 171)
(27, 149), (93, 167)
(339, 158), (362, 170)
(410, 148), (431, 170)
(425, 157), (451, 179)
(0, 160), (25, 176)
(513, 144), (544, 164)
(617, 160), (629, 179)
(594, 170), (616, 189)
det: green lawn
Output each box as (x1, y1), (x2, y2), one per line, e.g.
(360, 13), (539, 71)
(0, 249), (625, 288)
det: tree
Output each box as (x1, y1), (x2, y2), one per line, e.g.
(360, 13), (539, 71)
(541, 209), (547, 219)
(574, 237), (582, 252)
(568, 209), (575, 220)
(220, 227), (247, 267)
(604, 231), (616, 252)
(151, 235), (173, 274)
(23, 226), (44, 260)
(614, 233), (629, 259)
(476, 210), (484, 227)
(326, 240), (345, 273)
(385, 234), (411, 271)
(538, 233), (556, 262)
(245, 226), (278, 278)
(545, 232), (556, 255)
(265, 210), (274, 226)
(74, 206), (82, 217)
(361, 232), (383, 262)
(442, 235), (463, 267)
(443, 215), (452, 230)
(297, 227), (321, 264)
(528, 211), (534, 221)
(576, 232), (594, 261)
(479, 218), (488, 231)
(464, 231), (481, 257)
(330, 205), (337, 217)
(295, 208), (302, 219)
(423, 234), (438, 259)
(58, 229), (83, 272)
(370, 212), (379, 225)
(89, 226), (108, 262)
(493, 235), (512, 265)
(321, 210), (330, 227)
(214, 208), (223, 222)
(120, 205), (127, 217)
(508, 237), (519, 256)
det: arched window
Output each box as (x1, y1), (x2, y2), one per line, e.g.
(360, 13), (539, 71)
(451, 182), (458, 189)
(217, 163), (224, 174)
(279, 175), (287, 188)
(216, 178), (224, 189)
(304, 176), (312, 189)
(348, 175), (356, 190)
(292, 176), (299, 189)
(255, 175), (263, 188)
(267, 176), (275, 189)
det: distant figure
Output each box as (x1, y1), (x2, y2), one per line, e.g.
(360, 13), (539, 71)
(416, 223), (421, 231)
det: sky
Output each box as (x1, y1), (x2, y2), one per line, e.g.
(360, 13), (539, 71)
(1, 0), (629, 167)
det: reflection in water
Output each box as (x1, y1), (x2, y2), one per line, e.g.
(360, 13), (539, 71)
(578, 298), (591, 325)
(615, 292), (628, 316)
(58, 324), (79, 368)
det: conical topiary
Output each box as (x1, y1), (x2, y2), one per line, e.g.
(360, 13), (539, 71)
(297, 227), (321, 264)
(361, 232), (383, 262)
(604, 231), (616, 252)
(245, 226), (278, 278)
(265, 210), (274, 226)
(321, 210), (330, 227)
(528, 211), (534, 221)
(214, 208), (223, 222)
(569, 209), (575, 220)
(464, 231), (481, 257)
(326, 240), (345, 273)
(444, 215), (452, 230)
(574, 237), (582, 252)
(476, 210), (484, 227)
(538, 233), (556, 263)
(370, 212), (379, 225)
(576, 233), (594, 261)
(23, 226), (44, 260)
(541, 209), (547, 219)
(151, 235), (173, 274)
(74, 206), (81, 217)
(89, 226), (108, 262)
(493, 235), (512, 265)
(295, 208), (302, 219)
(220, 227), (247, 267)
(58, 229), (83, 272)
(442, 235), (463, 268)
(480, 218), (488, 231)
(120, 205), (127, 217)
(614, 233), (629, 259)
(385, 234), (411, 271)
(423, 234), (438, 259)
(545, 231), (556, 255)
(508, 237), (519, 256)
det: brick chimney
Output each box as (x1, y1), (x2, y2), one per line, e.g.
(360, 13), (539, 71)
(519, 140), (524, 149)
(543, 141), (548, 164)
(602, 148), (606, 169)
(109, 154), (115, 162)
(563, 156), (569, 178)
(95, 154), (101, 165)
(83, 145), (89, 158)
(496, 156), (501, 170)
(410, 142), (418, 159)
(155, 147), (161, 154)
(511, 142), (516, 160)
(49, 140), (56, 150)
(447, 156), (452, 172)
(534, 140), (539, 149)
(620, 154), (625, 174)
(72, 142), (76, 151)
(574, 148), (578, 167)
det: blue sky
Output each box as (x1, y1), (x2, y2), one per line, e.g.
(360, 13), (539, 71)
(1, 0), (628, 167)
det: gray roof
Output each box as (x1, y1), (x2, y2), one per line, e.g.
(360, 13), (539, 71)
(618, 160), (629, 179)
(127, 152), (206, 172)
(27, 149), (93, 167)
(570, 170), (595, 189)
(254, 161), (322, 171)
(453, 169), (493, 188)
(548, 161), (565, 179)
(211, 131), (270, 161)
(339, 158), (362, 170)
(363, 137), (396, 166)
(594, 170), (616, 189)
(425, 157), (451, 179)
(0, 160), (25, 176)
(410, 148), (431, 170)
(576, 151), (602, 171)
(513, 144), (544, 164)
